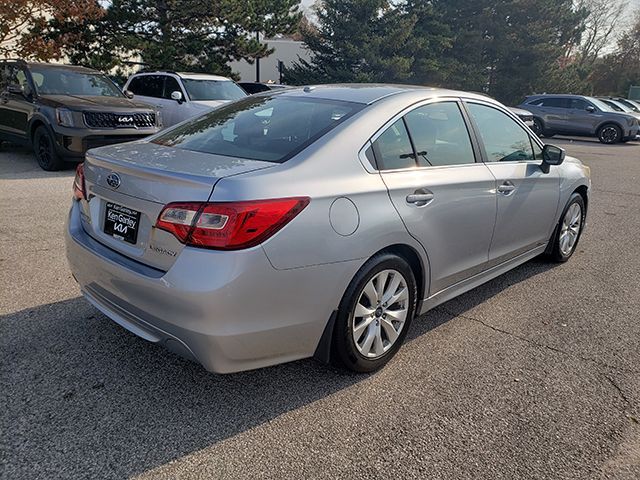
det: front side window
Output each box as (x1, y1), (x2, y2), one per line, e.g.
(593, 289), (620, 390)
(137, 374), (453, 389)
(163, 76), (183, 99)
(466, 103), (535, 162)
(570, 98), (590, 110)
(152, 95), (362, 163)
(128, 75), (164, 98)
(182, 79), (247, 101)
(29, 67), (123, 97)
(371, 119), (415, 170)
(404, 102), (475, 167)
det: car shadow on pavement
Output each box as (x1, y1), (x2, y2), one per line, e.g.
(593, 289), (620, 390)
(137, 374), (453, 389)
(0, 258), (557, 479)
(0, 142), (77, 180)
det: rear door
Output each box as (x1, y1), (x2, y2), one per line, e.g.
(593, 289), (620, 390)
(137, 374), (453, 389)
(536, 97), (569, 131)
(376, 100), (497, 294)
(464, 100), (560, 265)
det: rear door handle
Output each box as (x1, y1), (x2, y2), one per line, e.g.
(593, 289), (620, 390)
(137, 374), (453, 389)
(497, 181), (516, 195)
(406, 190), (434, 206)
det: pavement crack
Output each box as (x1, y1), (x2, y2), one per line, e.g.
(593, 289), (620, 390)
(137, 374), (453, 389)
(438, 307), (640, 375)
(603, 374), (631, 409)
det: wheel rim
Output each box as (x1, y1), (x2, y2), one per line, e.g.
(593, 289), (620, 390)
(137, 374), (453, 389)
(559, 203), (582, 256)
(600, 126), (619, 143)
(351, 269), (409, 359)
(37, 135), (52, 166)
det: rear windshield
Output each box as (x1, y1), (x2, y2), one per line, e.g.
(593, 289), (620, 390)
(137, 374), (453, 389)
(152, 95), (363, 163)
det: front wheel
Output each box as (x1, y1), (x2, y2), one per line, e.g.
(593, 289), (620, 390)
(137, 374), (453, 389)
(33, 126), (64, 171)
(598, 123), (622, 144)
(548, 193), (585, 262)
(333, 253), (417, 372)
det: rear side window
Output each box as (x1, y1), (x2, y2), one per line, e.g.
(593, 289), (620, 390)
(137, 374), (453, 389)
(404, 102), (475, 167)
(152, 95), (362, 163)
(128, 75), (164, 98)
(466, 103), (535, 162)
(371, 119), (415, 170)
(541, 97), (569, 108)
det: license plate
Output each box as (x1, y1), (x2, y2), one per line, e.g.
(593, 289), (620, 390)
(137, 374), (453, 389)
(104, 202), (141, 244)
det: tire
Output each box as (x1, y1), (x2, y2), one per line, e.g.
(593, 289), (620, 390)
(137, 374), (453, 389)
(532, 118), (545, 137)
(547, 193), (586, 262)
(33, 126), (64, 171)
(597, 123), (622, 144)
(333, 253), (417, 372)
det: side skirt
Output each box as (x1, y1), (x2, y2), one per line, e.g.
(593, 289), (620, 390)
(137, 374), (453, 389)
(419, 244), (547, 315)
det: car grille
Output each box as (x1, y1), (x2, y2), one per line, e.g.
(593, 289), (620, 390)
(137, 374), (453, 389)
(84, 112), (156, 129)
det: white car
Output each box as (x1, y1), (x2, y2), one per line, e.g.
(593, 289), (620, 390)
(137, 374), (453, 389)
(123, 71), (247, 128)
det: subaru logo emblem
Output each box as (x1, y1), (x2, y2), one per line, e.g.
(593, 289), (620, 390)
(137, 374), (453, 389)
(106, 172), (121, 189)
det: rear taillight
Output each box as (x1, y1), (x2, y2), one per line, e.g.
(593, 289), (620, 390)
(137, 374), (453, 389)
(73, 163), (86, 200)
(156, 197), (310, 250)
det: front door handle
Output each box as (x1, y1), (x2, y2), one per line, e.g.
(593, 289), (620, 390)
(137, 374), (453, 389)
(497, 181), (516, 196)
(406, 190), (434, 206)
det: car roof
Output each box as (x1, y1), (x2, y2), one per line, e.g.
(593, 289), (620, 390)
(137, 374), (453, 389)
(271, 84), (496, 105)
(3, 60), (100, 74)
(131, 71), (233, 82)
(526, 94), (589, 99)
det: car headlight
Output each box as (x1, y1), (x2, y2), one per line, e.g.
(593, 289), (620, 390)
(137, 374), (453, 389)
(56, 108), (76, 127)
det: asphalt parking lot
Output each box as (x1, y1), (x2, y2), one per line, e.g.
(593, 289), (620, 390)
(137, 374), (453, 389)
(1, 137), (639, 479)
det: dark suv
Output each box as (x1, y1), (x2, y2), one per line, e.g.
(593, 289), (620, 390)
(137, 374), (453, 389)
(0, 60), (162, 170)
(518, 94), (639, 144)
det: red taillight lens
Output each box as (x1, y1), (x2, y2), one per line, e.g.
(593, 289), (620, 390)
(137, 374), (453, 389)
(73, 163), (86, 200)
(156, 197), (310, 250)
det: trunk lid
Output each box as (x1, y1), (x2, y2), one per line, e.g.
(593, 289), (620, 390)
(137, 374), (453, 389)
(80, 142), (275, 270)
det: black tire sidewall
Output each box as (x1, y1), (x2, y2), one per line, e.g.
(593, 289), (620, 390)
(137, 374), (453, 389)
(33, 126), (63, 171)
(533, 118), (544, 137)
(334, 253), (417, 372)
(551, 193), (586, 262)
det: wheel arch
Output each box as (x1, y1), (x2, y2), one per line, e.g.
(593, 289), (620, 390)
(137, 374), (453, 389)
(596, 120), (624, 136)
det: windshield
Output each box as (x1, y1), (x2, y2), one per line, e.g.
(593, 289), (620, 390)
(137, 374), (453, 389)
(609, 100), (633, 112)
(601, 99), (624, 112)
(30, 67), (123, 97)
(182, 79), (247, 101)
(152, 95), (363, 163)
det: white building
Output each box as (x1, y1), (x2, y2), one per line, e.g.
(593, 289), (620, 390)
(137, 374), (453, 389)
(228, 38), (311, 83)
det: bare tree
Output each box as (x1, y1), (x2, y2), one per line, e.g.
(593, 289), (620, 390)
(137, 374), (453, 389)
(575, 0), (627, 67)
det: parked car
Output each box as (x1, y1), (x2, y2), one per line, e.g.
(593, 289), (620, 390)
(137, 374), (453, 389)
(123, 71), (247, 128)
(519, 94), (639, 144)
(597, 97), (640, 120)
(508, 106), (534, 128)
(0, 60), (162, 170)
(605, 97), (640, 113)
(238, 82), (290, 95)
(66, 85), (590, 374)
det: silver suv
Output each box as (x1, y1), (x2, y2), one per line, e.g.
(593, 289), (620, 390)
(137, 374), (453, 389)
(518, 94), (639, 144)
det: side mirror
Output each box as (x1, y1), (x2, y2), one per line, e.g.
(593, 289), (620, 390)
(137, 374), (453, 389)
(170, 91), (183, 103)
(586, 105), (596, 113)
(6, 84), (24, 96)
(124, 89), (134, 99)
(541, 144), (565, 173)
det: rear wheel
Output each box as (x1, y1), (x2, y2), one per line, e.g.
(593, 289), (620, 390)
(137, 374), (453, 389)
(547, 193), (585, 262)
(333, 253), (417, 372)
(33, 126), (64, 171)
(598, 123), (622, 144)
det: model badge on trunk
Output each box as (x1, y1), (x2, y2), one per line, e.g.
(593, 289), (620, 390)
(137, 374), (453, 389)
(106, 172), (121, 189)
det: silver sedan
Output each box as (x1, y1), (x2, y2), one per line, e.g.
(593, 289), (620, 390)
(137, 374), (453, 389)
(65, 85), (591, 373)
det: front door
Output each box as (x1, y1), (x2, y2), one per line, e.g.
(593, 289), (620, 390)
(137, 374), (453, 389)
(464, 101), (560, 264)
(375, 101), (497, 294)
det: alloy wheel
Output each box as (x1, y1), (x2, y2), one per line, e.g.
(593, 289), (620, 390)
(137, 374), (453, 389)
(351, 269), (409, 359)
(600, 126), (619, 144)
(37, 135), (52, 167)
(559, 203), (582, 256)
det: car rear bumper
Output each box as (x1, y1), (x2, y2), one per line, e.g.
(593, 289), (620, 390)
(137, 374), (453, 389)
(65, 200), (358, 373)
(53, 127), (160, 159)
